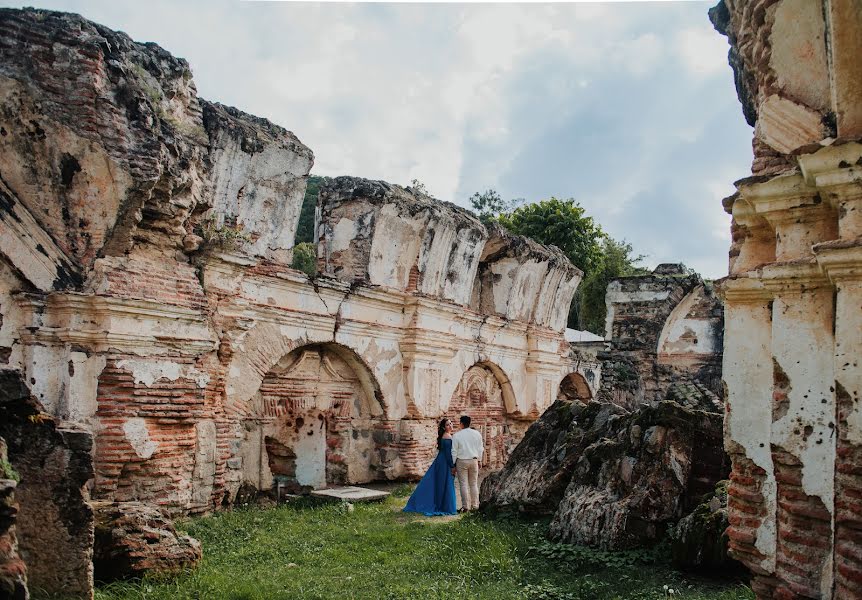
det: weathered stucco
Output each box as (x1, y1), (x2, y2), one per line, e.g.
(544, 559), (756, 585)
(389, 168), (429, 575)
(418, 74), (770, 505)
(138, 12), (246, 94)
(714, 1), (862, 597)
(0, 9), (594, 597)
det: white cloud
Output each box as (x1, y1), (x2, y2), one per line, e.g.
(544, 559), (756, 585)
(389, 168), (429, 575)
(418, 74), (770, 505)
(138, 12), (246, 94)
(675, 26), (730, 77)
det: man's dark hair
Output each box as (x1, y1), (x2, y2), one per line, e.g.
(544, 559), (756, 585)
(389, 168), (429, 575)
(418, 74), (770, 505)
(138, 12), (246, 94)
(460, 415), (471, 428)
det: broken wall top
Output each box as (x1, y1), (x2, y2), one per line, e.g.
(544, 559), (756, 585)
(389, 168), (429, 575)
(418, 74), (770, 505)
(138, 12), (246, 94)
(604, 265), (722, 355)
(318, 176), (582, 330)
(710, 0), (862, 177)
(0, 8), (313, 293)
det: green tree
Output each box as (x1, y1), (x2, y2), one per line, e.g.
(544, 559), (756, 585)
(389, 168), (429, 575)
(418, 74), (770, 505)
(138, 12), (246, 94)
(469, 189), (520, 225)
(477, 194), (643, 334)
(576, 237), (646, 334)
(291, 242), (317, 277)
(496, 197), (605, 277)
(410, 178), (429, 195)
(493, 197), (605, 331)
(295, 175), (328, 245)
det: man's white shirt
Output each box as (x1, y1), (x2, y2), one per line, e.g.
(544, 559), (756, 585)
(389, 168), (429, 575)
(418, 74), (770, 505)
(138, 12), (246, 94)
(452, 427), (484, 463)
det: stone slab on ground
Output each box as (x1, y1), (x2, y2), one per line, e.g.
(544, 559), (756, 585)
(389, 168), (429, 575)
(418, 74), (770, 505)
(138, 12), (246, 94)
(310, 486), (390, 503)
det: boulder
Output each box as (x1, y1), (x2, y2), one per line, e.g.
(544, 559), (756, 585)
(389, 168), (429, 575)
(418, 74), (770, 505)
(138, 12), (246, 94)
(669, 481), (736, 572)
(93, 502), (201, 581)
(482, 399), (728, 551)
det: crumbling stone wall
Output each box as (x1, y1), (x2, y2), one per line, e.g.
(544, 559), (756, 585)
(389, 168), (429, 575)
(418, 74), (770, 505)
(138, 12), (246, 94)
(596, 264), (723, 411)
(0, 437), (27, 600)
(0, 8), (595, 596)
(0, 369), (94, 598)
(712, 1), (862, 598)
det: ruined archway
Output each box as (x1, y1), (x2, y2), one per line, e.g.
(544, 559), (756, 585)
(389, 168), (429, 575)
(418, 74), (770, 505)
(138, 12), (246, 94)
(558, 372), (592, 403)
(238, 343), (385, 493)
(447, 362), (520, 472)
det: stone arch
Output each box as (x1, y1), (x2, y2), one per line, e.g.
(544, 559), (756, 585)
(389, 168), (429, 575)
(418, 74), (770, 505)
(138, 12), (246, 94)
(656, 284), (722, 365)
(447, 362), (522, 472)
(237, 342), (385, 493)
(474, 360), (518, 414)
(223, 323), (391, 419)
(558, 372), (593, 402)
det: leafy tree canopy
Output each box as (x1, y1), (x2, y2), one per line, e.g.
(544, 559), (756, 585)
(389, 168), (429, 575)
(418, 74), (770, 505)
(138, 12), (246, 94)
(577, 237), (647, 334)
(495, 197), (605, 277)
(469, 189), (521, 225)
(291, 241), (317, 278)
(295, 175), (328, 245)
(469, 190), (645, 334)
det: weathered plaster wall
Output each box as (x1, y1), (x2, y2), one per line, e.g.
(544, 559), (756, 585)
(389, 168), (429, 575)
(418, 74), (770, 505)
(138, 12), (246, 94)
(0, 8), (593, 596)
(713, 1), (862, 597)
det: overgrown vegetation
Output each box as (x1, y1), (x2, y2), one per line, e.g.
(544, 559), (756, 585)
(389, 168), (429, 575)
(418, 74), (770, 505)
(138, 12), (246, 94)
(290, 175), (328, 277)
(291, 241), (317, 277)
(92, 495), (752, 600)
(0, 456), (19, 482)
(469, 190), (646, 333)
(197, 216), (251, 252)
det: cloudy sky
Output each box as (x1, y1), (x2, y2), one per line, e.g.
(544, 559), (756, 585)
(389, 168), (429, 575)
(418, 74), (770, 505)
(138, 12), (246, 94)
(1, 0), (752, 278)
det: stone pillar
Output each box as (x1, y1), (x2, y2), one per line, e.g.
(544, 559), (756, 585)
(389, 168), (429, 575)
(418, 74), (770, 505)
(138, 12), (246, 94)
(763, 265), (835, 599)
(812, 175), (862, 599)
(725, 169), (844, 599)
(722, 278), (777, 585)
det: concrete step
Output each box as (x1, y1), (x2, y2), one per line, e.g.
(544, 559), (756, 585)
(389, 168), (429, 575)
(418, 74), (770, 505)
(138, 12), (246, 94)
(309, 486), (390, 503)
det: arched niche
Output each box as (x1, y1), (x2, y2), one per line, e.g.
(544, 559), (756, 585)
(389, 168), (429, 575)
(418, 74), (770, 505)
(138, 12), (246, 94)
(237, 342), (385, 493)
(447, 361), (521, 472)
(558, 372), (593, 403)
(656, 284), (722, 366)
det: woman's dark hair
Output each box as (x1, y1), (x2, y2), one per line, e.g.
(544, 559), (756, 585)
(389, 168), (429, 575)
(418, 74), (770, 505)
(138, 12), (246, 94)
(437, 418), (449, 449)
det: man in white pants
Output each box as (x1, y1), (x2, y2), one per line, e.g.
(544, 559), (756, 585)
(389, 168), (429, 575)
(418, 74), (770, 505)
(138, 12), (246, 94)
(451, 415), (484, 512)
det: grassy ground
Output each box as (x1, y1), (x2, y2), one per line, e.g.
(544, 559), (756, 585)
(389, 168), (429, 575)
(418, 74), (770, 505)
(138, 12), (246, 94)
(91, 489), (753, 600)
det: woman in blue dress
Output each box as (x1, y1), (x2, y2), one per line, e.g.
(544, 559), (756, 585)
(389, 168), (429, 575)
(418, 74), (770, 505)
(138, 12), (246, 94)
(403, 418), (457, 516)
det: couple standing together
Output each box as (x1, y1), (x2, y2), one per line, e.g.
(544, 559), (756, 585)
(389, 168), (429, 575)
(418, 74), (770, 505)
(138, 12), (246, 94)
(403, 415), (484, 516)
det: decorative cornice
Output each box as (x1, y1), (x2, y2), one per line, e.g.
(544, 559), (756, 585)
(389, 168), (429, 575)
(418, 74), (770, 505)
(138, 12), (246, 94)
(759, 260), (832, 292)
(813, 241), (862, 283)
(721, 276), (774, 304)
(13, 292), (217, 355)
(797, 142), (862, 190)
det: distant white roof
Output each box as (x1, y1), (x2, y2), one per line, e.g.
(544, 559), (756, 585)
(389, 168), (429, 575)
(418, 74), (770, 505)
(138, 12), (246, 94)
(565, 328), (605, 343)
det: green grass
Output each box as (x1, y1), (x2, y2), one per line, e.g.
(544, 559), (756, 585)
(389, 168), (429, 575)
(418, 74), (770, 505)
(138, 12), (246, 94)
(90, 494), (753, 600)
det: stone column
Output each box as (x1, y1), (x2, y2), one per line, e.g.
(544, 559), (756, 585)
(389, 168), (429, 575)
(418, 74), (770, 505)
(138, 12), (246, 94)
(749, 176), (838, 599)
(722, 277), (778, 588)
(817, 245), (862, 599)
(762, 264), (835, 599)
(812, 173), (862, 599)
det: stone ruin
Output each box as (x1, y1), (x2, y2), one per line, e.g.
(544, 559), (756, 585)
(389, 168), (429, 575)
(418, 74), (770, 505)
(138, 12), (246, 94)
(712, 0), (862, 598)
(0, 8), (598, 597)
(483, 263), (728, 560)
(599, 263), (723, 412)
(0, 1), (859, 598)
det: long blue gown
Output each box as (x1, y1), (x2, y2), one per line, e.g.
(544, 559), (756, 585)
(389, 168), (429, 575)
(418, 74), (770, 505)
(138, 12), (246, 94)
(403, 438), (457, 516)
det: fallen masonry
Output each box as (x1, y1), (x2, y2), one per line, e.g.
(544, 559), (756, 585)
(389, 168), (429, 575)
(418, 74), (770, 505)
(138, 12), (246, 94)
(484, 263), (729, 554)
(0, 8), (595, 597)
(481, 398), (728, 552)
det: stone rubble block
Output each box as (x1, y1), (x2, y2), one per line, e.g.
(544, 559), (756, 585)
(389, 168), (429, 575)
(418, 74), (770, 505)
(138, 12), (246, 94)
(93, 501), (201, 581)
(482, 398), (728, 552)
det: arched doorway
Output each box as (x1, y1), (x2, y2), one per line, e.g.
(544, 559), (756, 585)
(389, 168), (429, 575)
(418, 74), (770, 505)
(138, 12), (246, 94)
(558, 372), (592, 403)
(447, 363), (518, 472)
(239, 343), (383, 493)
